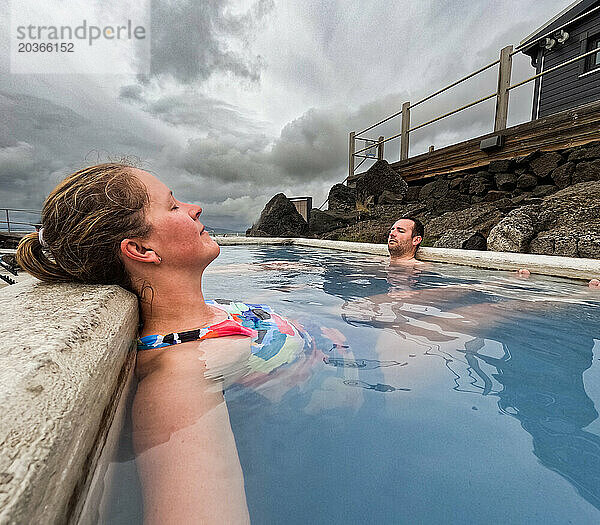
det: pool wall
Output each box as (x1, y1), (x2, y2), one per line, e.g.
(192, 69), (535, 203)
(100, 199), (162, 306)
(215, 236), (600, 280)
(0, 279), (137, 524)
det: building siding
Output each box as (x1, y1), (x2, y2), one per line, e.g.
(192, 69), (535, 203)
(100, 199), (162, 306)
(537, 7), (600, 117)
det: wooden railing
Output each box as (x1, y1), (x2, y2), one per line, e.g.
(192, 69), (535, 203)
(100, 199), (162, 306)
(349, 5), (600, 180)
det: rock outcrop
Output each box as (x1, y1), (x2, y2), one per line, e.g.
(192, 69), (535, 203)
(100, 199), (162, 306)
(355, 160), (407, 205)
(308, 209), (358, 236)
(433, 230), (487, 250)
(328, 184), (356, 212)
(246, 193), (309, 237)
(487, 205), (540, 253)
(488, 181), (600, 258)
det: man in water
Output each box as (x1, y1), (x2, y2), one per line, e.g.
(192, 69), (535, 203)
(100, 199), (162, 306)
(387, 216), (424, 262)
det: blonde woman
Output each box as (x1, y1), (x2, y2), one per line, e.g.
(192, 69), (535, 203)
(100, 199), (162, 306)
(17, 164), (308, 524)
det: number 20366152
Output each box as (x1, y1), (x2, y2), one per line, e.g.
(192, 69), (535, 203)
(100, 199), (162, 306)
(18, 42), (74, 52)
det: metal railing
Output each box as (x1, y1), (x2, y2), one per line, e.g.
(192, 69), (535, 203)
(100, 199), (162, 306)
(0, 208), (41, 232)
(348, 6), (600, 180)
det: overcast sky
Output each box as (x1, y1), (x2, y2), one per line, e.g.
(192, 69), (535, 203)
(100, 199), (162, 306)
(0, 0), (569, 231)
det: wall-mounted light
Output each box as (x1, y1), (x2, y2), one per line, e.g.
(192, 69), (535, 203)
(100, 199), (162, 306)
(555, 30), (569, 44)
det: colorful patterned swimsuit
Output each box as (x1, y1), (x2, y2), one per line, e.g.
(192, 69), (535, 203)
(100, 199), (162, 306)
(137, 299), (309, 374)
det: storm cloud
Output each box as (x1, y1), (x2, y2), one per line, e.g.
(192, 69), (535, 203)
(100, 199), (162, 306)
(0, 0), (569, 230)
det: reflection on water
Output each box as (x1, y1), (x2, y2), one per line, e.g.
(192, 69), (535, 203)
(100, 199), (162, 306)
(100, 246), (600, 524)
(322, 259), (600, 512)
(323, 356), (407, 369)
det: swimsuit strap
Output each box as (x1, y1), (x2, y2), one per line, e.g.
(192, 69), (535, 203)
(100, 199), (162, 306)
(137, 302), (258, 350)
(138, 319), (256, 350)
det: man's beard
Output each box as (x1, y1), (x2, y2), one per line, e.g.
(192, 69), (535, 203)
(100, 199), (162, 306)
(388, 238), (413, 257)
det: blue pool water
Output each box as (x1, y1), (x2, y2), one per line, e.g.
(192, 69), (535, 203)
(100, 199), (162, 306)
(100, 245), (600, 524)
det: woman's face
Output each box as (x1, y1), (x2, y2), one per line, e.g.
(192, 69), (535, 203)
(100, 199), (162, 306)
(133, 169), (220, 271)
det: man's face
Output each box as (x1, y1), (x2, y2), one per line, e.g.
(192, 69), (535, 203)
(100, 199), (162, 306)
(388, 219), (420, 258)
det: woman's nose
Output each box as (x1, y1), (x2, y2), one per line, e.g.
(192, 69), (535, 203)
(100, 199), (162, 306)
(188, 204), (202, 219)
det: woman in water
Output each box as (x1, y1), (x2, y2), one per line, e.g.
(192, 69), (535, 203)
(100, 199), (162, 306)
(16, 163), (307, 524)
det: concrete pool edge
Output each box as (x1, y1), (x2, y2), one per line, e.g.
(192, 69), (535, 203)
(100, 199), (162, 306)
(214, 236), (600, 281)
(0, 280), (138, 524)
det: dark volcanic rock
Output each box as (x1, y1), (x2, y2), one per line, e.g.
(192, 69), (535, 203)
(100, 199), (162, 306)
(572, 160), (600, 185)
(551, 162), (575, 189)
(379, 190), (405, 205)
(510, 193), (542, 206)
(488, 159), (513, 173)
(355, 160), (408, 205)
(328, 184), (356, 212)
(469, 177), (492, 196)
(433, 230), (487, 250)
(567, 141), (600, 161)
(516, 150), (540, 166)
(487, 205), (540, 253)
(494, 172), (517, 191)
(405, 186), (421, 202)
(429, 192), (468, 214)
(322, 220), (392, 244)
(449, 178), (463, 190)
(485, 190), (511, 202)
(426, 202), (505, 242)
(516, 173), (538, 190)
(420, 179), (449, 200)
(529, 152), (562, 178)
(322, 202), (426, 243)
(309, 209), (358, 235)
(459, 175), (472, 194)
(532, 185), (558, 197)
(489, 182), (600, 258)
(247, 193), (309, 237)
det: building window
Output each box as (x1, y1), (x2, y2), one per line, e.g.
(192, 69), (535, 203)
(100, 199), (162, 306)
(580, 31), (600, 76)
(586, 34), (600, 71)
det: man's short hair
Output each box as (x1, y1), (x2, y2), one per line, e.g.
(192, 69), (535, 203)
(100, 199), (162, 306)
(400, 216), (424, 241)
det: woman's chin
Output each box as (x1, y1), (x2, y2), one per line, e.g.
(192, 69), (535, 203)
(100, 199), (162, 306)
(206, 240), (221, 263)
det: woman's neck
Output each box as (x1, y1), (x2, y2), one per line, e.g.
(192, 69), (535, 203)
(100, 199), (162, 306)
(137, 273), (226, 337)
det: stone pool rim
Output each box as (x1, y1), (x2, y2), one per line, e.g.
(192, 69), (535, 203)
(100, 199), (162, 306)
(213, 236), (600, 281)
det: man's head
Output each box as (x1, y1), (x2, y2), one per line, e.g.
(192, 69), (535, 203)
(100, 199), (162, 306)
(388, 216), (424, 260)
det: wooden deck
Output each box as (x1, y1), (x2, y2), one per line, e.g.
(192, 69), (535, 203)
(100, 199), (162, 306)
(350, 99), (600, 184)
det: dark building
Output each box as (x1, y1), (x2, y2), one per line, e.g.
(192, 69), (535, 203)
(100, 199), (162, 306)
(522, 0), (600, 119)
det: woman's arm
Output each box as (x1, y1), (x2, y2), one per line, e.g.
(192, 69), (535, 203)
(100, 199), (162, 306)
(133, 344), (250, 525)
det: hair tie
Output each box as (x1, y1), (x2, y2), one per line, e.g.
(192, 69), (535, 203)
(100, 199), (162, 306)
(38, 227), (49, 248)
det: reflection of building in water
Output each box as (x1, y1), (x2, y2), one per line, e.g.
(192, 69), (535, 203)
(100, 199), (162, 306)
(321, 262), (600, 511)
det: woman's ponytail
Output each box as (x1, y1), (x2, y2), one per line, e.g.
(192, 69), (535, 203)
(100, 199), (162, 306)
(16, 231), (72, 283)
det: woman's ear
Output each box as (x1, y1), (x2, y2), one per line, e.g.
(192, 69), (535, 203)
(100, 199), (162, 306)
(120, 239), (161, 264)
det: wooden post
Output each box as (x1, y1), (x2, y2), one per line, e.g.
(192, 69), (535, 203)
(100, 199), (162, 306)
(348, 131), (355, 182)
(494, 45), (513, 132)
(377, 136), (384, 160)
(400, 102), (410, 160)
(5, 209), (10, 233)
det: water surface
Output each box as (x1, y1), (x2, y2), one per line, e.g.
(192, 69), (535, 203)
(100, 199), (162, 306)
(101, 246), (600, 524)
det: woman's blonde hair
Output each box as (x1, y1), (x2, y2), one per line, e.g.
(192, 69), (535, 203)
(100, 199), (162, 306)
(16, 163), (151, 291)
